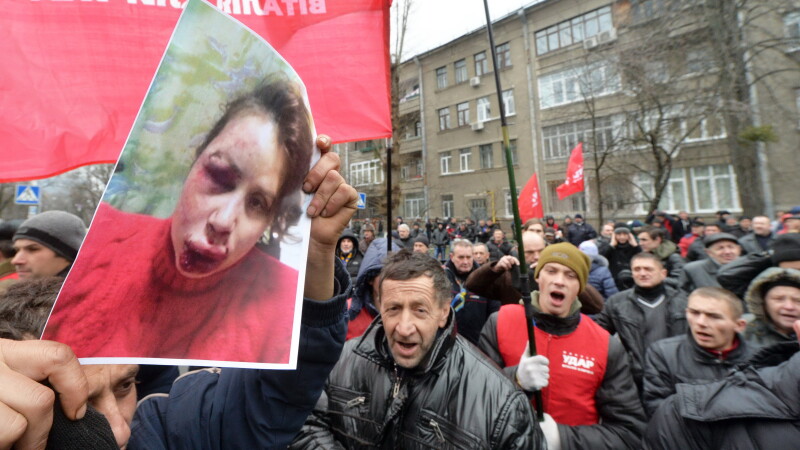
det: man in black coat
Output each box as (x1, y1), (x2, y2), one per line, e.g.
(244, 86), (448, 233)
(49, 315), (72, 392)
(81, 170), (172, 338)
(566, 213), (597, 247)
(645, 321), (800, 450)
(642, 287), (753, 417)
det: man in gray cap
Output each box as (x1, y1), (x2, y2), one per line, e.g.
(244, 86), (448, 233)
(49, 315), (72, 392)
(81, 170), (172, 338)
(12, 211), (86, 279)
(680, 233), (741, 295)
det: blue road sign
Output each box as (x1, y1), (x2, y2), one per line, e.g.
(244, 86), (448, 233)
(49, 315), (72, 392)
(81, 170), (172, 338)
(357, 192), (367, 209)
(15, 185), (40, 205)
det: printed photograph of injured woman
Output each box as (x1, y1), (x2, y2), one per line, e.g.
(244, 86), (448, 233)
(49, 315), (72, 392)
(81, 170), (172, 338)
(42, 0), (317, 368)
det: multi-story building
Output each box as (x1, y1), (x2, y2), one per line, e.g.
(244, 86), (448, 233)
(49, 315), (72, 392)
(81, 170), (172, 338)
(342, 0), (800, 229)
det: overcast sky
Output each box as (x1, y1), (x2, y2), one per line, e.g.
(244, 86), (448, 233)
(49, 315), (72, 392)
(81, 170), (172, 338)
(394, 0), (541, 59)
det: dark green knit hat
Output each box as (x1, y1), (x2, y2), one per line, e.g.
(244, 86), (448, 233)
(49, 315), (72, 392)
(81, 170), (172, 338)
(534, 242), (590, 293)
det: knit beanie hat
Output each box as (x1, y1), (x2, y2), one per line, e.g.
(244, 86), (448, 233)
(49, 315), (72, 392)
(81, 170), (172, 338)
(534, 242), (590, 293)
(772, 233), (800, 265)
(578, 240), (599, 257)
(13, 211), (86, 261)
(414, 234), (429, 246)
(613, 222), (630, 234)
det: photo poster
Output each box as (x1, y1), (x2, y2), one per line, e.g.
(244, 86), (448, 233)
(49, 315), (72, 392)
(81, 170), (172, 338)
(41, 0), (318, 370)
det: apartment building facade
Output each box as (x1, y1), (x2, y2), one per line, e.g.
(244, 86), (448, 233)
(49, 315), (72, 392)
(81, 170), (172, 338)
(341, 0), (800, 228)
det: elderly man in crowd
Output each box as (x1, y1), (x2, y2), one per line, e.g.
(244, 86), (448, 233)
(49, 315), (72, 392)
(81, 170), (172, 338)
(738, 215), (775, 255)
(680, 233), (741, 294)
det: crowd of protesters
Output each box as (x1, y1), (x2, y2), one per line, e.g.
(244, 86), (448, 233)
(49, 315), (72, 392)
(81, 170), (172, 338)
(2, 171), (800, 449)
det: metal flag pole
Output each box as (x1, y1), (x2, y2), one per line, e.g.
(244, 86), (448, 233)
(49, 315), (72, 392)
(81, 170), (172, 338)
(386, 137), (393, 254)
(481, 0), (543, 421)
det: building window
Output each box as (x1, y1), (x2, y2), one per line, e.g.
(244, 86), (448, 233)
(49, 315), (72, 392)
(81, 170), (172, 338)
(503, 187), (521, 217)
(469, 198), (488, 220)
(631, 0), (669, 24)
(684, 114), (726, 142)
(692, 164), (739, 212)
(455, 59), (468, 83)
(635, 169), (689, 214)
(496, 42), (511, 69)
(438, 107), (451, 131)
(436, 66), (448, 89)
(415, 121), (422, 137)
(480, 144), (493, 169)
(538, 61), (620, 109)
(401, 157), (423, 180)
(459, 148), (472, 172)
(542, 117), (615, 160)
(404, 192), (426, 218)
(440, 152), (452, 174)
(786, 11), (800, 51)
(354, 139), (379, 153)
(477, 96), (491, 122)
(685, 48), (711, 75)
(534, 6), (612, 55)
(442, 194), (454, 218)
(349, 159), (384, 187)
(457, 102), (470, 127)
(475, 51), (488, 76)
(502, 89), (515, 116)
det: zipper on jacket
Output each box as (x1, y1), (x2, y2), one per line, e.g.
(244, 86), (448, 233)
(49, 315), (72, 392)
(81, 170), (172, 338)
(429, 419), (445, 442)
(345, 396), (366, 408)
(392, 365), (403, 398)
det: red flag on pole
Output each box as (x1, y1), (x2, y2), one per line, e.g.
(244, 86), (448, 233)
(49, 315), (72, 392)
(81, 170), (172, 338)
(0, 0), (392, 182)
(556, 142), (584, 200)
(518, 172), (544, 222)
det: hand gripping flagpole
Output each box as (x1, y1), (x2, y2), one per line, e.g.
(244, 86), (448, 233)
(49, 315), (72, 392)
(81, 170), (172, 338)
(481, 0), (544, 421)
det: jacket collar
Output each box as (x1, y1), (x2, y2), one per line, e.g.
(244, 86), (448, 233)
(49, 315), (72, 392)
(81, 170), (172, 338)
(687, 329), (749, 365)
(530, 291), (582, 336)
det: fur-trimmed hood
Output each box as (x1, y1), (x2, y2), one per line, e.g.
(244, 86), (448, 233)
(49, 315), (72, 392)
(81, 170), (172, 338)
(745, 267), (800, 322)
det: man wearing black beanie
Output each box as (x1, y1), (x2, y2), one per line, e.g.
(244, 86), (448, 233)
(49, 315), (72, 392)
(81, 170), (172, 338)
(12, 211), (86, 279)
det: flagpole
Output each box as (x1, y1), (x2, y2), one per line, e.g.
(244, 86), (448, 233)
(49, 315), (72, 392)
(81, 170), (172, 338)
(386, 138), (393, 254)
(481, 0), (543, 421)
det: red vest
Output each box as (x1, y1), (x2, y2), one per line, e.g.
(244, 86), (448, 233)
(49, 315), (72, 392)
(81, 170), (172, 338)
(0, 272), (18, 282)
(346, 299), (376, 341)
(497, 304), (609, 426)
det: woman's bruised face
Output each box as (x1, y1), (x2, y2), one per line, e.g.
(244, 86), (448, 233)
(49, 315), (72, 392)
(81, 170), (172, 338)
(171, 112), (286, 278)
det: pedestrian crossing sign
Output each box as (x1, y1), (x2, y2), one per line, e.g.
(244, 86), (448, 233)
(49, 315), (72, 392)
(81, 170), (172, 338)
(15, 185), (40, 205)
(357, 192), (366, 209)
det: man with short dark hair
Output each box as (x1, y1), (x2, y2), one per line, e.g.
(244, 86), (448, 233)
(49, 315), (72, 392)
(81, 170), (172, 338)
(642, 287), (752, 417)
(567, 213), (597, 247)
(637, 226), (685, 285)
(594, 252), (688, 393)
(479, 243), (645, 450)
(292, 251), (543, 448)
(680, 233), (741, 294)
(12, 211), (86, 280)
(473, 242), (490, 265)
(738, 215), (774, 254)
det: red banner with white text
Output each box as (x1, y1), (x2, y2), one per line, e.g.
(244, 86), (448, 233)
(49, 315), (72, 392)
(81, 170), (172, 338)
(556, 142), (584, 200)
(0, 0), (392, 182)
(518, 172), (544, 222)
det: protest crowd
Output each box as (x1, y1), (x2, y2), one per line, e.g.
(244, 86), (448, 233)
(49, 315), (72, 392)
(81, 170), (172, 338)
(2, 155), (800, 449)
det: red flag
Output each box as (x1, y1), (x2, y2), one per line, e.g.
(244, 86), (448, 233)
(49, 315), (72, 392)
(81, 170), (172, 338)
(556, 142), (584, 200)
(0, 0), (392, 182)
(518, 172), (544, 222)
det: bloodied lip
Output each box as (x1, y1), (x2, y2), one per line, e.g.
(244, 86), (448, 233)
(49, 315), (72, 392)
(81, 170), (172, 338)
(179, 241), (226, 274)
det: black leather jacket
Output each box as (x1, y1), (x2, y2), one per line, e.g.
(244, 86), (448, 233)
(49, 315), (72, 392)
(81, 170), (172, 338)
(292, 310), (543, 449)
(642, 331), (753, 417)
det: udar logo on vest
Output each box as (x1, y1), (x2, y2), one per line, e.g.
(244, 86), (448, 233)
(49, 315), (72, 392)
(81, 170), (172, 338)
(562, 351), (596, 375)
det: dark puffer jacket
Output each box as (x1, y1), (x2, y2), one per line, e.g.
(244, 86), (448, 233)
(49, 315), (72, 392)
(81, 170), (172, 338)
(642, 331), (754, 417)
(292, 310), (544, 449)
(743, 267), (800, 347)
(593, 285), (688, 391)
(644, 342), (800, 450)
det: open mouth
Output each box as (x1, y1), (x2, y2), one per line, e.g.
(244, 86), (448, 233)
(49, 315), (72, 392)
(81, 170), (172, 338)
(394, 341), (419, 357)
(179, 241), (226, 274)
(549, 291), (566, 303)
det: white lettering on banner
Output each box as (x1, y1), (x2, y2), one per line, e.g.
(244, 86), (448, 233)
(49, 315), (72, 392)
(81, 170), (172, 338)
(561, 351), (596, 375)
(530, 190), (539, 207)
(109, 0), (328, 16)
(572, 167), (583, 183)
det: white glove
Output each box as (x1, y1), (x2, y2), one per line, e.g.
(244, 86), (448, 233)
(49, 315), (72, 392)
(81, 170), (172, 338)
(515, 343), (549, 391)
(540, 413), (561, 450)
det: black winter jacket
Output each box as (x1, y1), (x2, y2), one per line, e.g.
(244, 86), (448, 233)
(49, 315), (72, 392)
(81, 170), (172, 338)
(566, 222), (597, 247)
(444, 260), (501, 346)
(479, 295), (646, 450)
(593, 285), (688, 392)
(600, 242), (641, 289)
(292, 310), (544, 449)
(716, 252), (773, 299)
(644, 342), (800, 450)
(738, 232), (774, 255)
(642, 331), (753, 417)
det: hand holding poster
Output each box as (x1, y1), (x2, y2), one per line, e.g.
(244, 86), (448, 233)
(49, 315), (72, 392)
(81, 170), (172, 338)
(42, 0), (317, 369)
